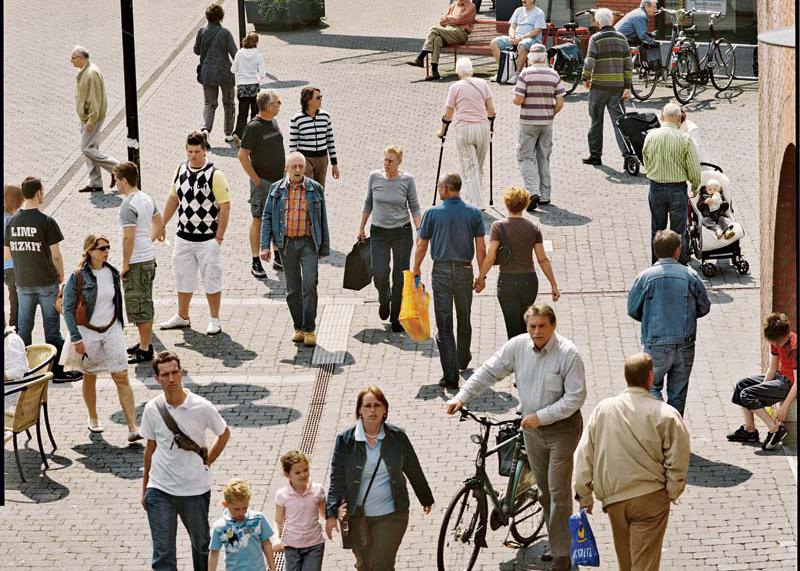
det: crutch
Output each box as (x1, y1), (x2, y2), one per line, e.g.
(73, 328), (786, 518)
(488, 115), (495, 206)
(433, 120), (451, 205)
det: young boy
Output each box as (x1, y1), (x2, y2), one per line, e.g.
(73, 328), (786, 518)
(728, 312), (797, 450)
(698, 178), (735, 240)
(274, 450), (326, 571)
(209, 479), (276, 571)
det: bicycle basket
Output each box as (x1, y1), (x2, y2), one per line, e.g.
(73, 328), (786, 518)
(496, 425), (518, 477)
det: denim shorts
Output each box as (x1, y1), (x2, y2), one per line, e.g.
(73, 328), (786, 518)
(496, 35), (540, 52)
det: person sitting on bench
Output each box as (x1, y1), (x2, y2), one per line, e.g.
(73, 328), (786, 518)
(407, 0), (477, 81)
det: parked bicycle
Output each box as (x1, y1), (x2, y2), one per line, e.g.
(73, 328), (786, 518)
(437, 408), (545, 571)
(547, 10), (594, 95)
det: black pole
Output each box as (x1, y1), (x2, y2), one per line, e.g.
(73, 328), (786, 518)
(121, 0), (141, 184)
(238, 0), (246, 43)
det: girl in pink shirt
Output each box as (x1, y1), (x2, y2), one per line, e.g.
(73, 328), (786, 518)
(274, 450), (326, 570)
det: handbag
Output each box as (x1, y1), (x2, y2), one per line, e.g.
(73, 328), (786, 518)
(496, 48), (518, 84)
(342, 239), (372, 291)
(341, 441), (385, 550)
(55, 270), (89, 326)
(398, 271), (431, 342)
(493, 222), (513, 266)
(569, 509), (600, 567)
(197, 25), (223, 84)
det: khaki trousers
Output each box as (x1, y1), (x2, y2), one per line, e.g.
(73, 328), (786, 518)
(454, 123), (489, 209)
(605, 488), (671, 571)
(303, 154), (329, 188)
(422, 26), (468, 64)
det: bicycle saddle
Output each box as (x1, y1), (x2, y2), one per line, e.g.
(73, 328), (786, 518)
(563, 22), (578, 31)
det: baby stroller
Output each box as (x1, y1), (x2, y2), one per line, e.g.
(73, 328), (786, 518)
(615, 104), (661, 176)
(687, 163), (750, 277)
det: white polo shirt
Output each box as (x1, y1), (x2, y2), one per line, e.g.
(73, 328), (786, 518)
(140, 390), (227, 497)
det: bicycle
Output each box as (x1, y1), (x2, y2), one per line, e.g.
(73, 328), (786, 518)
(547, 10), (594, 95)
(437, 408), (545, 571)
(629, 8), (687, 101)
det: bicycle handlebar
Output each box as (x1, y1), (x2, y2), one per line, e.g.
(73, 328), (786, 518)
(459, 407), (521, 428)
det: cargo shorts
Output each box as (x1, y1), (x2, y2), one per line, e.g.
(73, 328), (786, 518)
(123, 259), (157, 323)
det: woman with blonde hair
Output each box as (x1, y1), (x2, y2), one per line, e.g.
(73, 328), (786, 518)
(358, 147), (421, 332)
(438, 57), (495, 210)
(62, 233), (140, 441)
(3, 184), (24, 327)
(475, 187), (560, 338)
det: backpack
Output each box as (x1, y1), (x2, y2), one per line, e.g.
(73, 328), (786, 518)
(496, 48), (518, 84)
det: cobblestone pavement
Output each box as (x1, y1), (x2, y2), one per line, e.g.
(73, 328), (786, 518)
(2, 0), (796, 569)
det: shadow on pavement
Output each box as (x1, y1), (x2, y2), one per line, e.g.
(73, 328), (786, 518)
(528, 203), (592, 227)
(319, 248), (346, 268)
(269, 31), (424, 53)
(499, 537), (554, 570)
(464, 387), (519, 414)
(173, 330), (258, 368)
(687, 452), (752, 487)
(71, 434), (144, 480)
(261, 79), (310, 89)
(3, 450), (72, 503)
(89, 191), (123, 209)
(595, 164), (647, 186)
(353, 327), (434, 352)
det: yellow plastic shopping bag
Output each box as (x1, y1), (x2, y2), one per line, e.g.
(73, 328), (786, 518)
(399, 270), (431, 342)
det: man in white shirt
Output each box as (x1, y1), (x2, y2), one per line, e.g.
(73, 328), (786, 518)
(490, 0), (546, 78)
(140, 351), (230, 571)
(574, 353), (690, 571)
(115, 162), (165, 364)
(447, 303), (586, 571)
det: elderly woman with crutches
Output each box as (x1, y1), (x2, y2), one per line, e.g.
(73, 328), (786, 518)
(436, 57), (495, 210)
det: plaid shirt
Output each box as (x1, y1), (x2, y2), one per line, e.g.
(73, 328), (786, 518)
(284, 181), (311, 237)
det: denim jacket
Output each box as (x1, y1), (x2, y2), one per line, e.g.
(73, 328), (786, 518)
(62, 262), (124, 342)
(627, 258), (711, 346)
(260, 176), (330, 256)
(326, 422), (434, 518)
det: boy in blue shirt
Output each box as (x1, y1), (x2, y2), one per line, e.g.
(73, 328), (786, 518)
(209, 479), (276, 571)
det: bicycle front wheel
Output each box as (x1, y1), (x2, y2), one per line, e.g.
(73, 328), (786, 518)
(437, 483), (488, 571)
(631, 54), (658, 101)
(709, 38), (735, 91)
(672, 48), (699, 104)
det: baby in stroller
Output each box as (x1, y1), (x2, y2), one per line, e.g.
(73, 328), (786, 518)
(698, 178), (735, 240)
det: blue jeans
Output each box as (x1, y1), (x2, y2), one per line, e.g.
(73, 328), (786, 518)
(370, 224), (413, 323)
(432, 262), (474, 382)
(17, 284), (65, 372)
(644, 341), (695, 416)
(283, 236), (319, 332)
(648, 181), (688, 264)
(284, 542), (325, 571)
(496, 272), (538, 339)
(144, 488), (210, 571)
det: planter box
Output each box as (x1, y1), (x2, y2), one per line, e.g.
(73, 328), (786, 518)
(244, 0), (325, 31)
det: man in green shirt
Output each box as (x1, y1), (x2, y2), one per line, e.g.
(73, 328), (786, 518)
(642, 103), (701, 264)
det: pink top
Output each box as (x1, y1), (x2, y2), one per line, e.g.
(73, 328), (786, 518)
(275, 482), (326, 548)
(445, 78), (492, 130)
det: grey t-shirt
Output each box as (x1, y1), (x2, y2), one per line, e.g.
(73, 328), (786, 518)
(363, 170), (421, 229)
(118, 191), (159, 264)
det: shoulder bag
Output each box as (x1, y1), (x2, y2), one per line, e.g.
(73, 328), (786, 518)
(155, 398), (209, 463)
(55, 269), (117, 332)
(341, 440), (385, 550)
(493, 222), (513, 266)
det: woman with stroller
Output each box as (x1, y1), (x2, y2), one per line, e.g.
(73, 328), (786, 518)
(62, 233), (141, 442)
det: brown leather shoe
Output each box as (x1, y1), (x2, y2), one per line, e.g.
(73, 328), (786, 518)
(551, 555), (573, 571)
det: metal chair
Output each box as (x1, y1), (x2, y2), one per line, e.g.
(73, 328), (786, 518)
(4, 374), (52, 482)
(5, 344), (58, 451)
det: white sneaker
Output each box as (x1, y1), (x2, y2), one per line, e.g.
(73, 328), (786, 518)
(224, 134), (235, 143)
(206, 318), (222, 336)
(159, 314), (191, 330)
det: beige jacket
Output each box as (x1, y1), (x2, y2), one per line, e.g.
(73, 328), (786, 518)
(573, 387), (690, 509)
(76, 62), (108, 125)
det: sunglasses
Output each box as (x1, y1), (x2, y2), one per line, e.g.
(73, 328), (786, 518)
(94, 245), (111, 252)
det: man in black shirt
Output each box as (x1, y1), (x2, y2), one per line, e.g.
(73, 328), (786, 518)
(238, 89), (286, 277)
(3, 177), (82, 382)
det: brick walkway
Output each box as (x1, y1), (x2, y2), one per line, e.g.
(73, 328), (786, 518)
(3, 0), (795, 569)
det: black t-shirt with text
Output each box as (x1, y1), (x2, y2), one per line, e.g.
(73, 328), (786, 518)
(241, 117), (285, 181)
(3, 209), (64, 287)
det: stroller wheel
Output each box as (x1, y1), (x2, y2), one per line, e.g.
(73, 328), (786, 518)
(701, 263), (717, 278)
(624, 156), (640, 176)
(736, 260), (750, 275)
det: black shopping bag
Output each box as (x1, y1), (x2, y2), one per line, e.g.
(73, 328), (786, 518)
(343, 239), (372, 291)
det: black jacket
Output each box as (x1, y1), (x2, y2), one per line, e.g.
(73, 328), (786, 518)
(326, 422), (434, 518)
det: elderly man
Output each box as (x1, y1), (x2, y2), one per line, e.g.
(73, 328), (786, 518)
(491, 0), (546, 80)
(447, 303), (587, 571)
(413, 173), (485, 389)
(615, 0), (658, 45)
(407, 0), (476, 81)
(574, 353), (690, 571)
(70, 46), (119, 193)
(642, 102), (702, 264)
(581, 8), (632, 168)
(513, 44), (565, 210)
(260, 153), (330, 348)
(628, 230), (711, 416)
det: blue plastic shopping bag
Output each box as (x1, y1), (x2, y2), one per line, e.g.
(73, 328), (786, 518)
(569, 509), (600, 567)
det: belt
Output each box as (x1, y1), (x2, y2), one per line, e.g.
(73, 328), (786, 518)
(285, 235), (312, 240)
(433, 260), (472, 266)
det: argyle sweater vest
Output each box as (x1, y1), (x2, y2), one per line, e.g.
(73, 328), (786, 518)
(174, 162), (219, 242)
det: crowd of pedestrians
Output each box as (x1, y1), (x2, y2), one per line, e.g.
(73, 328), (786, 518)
(3, 2), (795, 571)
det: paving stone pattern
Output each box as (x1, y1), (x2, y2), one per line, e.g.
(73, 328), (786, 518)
(2, 0), (795, 569)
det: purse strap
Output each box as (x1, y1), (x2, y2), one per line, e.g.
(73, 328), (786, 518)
(200, 25), (223, 64)
(356, 436), (386, 510)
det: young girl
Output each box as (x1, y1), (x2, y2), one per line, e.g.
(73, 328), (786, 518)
(274, 450), (326, 571)
(231, 32), (267, 145)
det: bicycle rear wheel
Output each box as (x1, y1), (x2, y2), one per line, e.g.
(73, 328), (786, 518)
(509, 463), (546, 545)
(672, 48), (699, 104)
(631, 54), (658, 101)
(437, 483), (487, 571)
(553, 52), (581, 95)
(709, 38), (735, 91)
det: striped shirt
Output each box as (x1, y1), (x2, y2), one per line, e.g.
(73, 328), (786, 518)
(513, 65), (565, 125)
(642, 123), (701, 188)
(582, 26), (633, 90)
(284, 181), (311, 237)
(289, 111), (338, 165)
